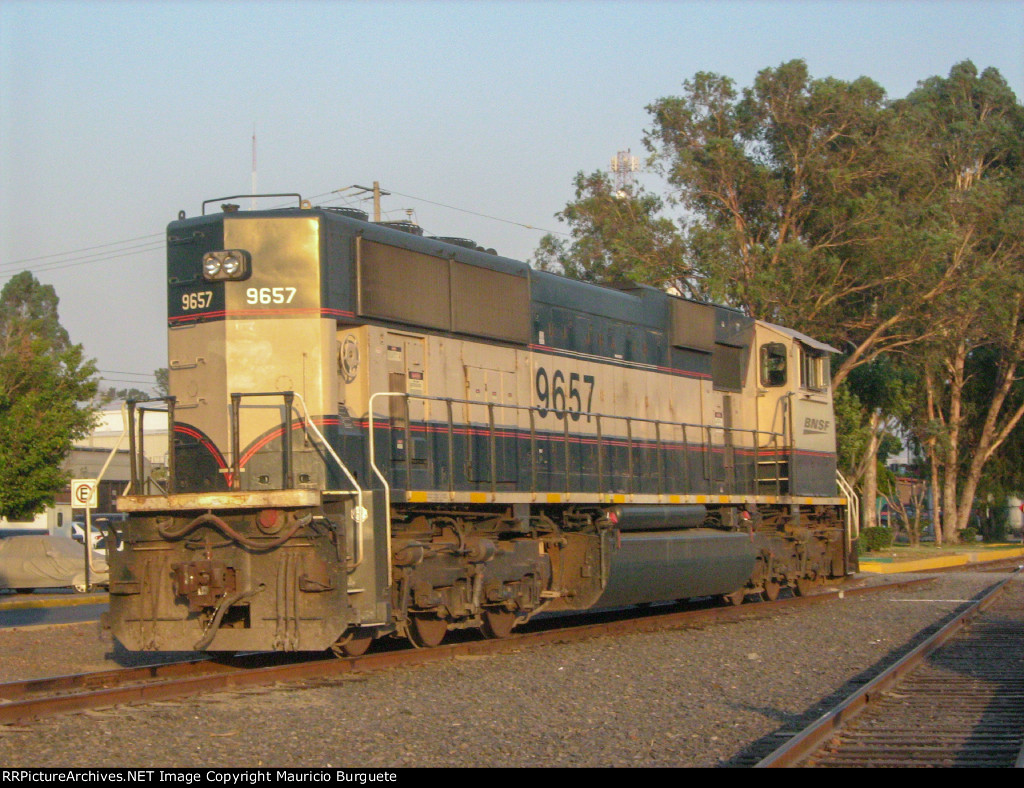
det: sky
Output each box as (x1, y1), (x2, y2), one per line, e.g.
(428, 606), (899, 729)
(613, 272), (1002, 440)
(1, 0), (1022, 394)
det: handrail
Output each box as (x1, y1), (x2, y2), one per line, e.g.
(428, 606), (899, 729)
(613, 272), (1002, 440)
(227, 391), (367, 568)
(290, 392), (367, 569)
(367, 391), (789, 499)
(367, 392), (404, 588)
(126, 396), (176, 495)
(836, 470), (860, 544)
(379, 392), (784, 442)
(230, 391), (295, 488)
(127, 392), (368, 568)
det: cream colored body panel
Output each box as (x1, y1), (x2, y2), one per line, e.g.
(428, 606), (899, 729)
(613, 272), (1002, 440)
(168, 320), (230, 448)
(352, 326), (757, 447)
(169, 318), (336, 470)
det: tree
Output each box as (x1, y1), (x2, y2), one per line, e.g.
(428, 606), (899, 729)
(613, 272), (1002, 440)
(542, 60), (964, 388)
(645, 60), (972, 387)
(536, 60), (1024, 539)
(645, 63), (892, 321)
(100, 386), (153, 403)
(839, 356), (917, 529)
(153, 368), (169, 398)
(899, 63), (1024, 541)
(0, 272), (98, 520)
(533, 171), (698, 296)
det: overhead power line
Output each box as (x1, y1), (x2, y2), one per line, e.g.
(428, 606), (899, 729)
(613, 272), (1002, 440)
(98, 377), (159, 386)
(0, 239), (165, 279)
(336, 189), (569, 237)
(1, 187), (566, 281)
(97, 369), (157, 379)
(2, 232), (164, 268)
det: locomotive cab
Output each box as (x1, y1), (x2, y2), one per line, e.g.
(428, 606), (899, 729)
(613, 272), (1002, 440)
(754, 322), (839, 497)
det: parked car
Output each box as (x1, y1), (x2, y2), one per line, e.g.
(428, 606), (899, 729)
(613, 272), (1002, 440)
(71, 514), (125, 555)
(0, 535), (108, 593)
(70, 521), (103, 550)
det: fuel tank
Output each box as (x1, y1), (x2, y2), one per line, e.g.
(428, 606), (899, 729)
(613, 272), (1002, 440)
(594, 528), (757, 608)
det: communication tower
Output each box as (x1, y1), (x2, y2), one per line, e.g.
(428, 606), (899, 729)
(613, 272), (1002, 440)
(610, 149), (640, 195)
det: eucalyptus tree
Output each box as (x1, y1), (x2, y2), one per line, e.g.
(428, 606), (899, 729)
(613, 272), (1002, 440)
(535, 60), (1024, 537)
(539, 60), (962, 387)
(642, 59), (969, 387)
(897, 62), (1024, 541)
(532, 171), (699, 297)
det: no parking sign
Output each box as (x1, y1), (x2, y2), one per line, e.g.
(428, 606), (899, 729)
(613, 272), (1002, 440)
(71, 478), (98, 509)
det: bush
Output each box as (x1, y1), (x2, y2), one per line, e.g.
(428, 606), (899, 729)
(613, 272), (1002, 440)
(959, 526), (980, 544)
(981, 505), (1009, 543)
(859, 526), (894, 553)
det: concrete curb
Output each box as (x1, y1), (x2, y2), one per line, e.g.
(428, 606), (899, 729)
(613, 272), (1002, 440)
(0, 593), (109, 611)
(859, 545), (1024, 574)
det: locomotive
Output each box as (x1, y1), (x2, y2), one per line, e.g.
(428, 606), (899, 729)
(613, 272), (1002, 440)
(107, 194), (854, 655)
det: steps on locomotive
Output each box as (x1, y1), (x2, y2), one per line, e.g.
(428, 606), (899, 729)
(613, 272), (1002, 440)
(755, 458), (790, 494)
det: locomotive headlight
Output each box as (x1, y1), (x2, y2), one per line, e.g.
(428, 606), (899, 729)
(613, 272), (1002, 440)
(201, 250), (251, 281)
(221, 252), (243, 276)
(203, 256), (223, 277)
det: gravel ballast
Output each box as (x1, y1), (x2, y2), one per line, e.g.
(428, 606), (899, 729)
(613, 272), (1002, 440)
(0, 570), (1013, 768)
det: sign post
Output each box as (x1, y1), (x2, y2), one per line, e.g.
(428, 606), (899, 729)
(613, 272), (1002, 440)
(71, 479), (98, 590)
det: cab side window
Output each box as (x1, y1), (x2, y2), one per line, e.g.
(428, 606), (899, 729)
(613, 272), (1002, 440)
(799, 346), (828, 391)
(760, 343), (787, 387)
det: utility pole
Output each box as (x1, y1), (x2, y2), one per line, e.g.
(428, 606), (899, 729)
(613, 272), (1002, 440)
(351, 181), (391, 222)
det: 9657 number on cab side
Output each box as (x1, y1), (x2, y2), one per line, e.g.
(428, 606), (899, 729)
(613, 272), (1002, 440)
(535, 366), (595, 422)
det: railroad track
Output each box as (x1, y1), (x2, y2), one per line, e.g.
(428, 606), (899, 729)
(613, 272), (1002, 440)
(0, 576), (934, 727)
(757, 569), (1024, 767)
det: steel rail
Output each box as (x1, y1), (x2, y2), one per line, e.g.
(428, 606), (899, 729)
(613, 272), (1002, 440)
(0, 577), (935, 726)
(755, 569), (1023, 768)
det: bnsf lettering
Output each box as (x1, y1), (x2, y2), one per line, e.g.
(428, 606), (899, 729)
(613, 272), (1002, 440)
(804, 417), (831, 433)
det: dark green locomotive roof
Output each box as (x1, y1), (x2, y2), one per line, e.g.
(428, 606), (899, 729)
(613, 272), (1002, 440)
(167, 202), (753, 372)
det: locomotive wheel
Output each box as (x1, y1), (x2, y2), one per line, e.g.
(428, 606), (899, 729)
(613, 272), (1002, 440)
(331, 628), (373, 658)
(481, 608), (516, 639)
(408, 614), (448, 648)
(795, 577), (815, 597)
(722, 589), (746, 606)
(763, 580), (781, 602)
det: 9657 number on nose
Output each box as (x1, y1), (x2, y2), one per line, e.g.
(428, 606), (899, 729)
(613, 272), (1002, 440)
(246, 287), (297, 305)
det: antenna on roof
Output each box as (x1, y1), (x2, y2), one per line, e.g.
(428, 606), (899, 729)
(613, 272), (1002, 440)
(251, 124), (257, 211)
